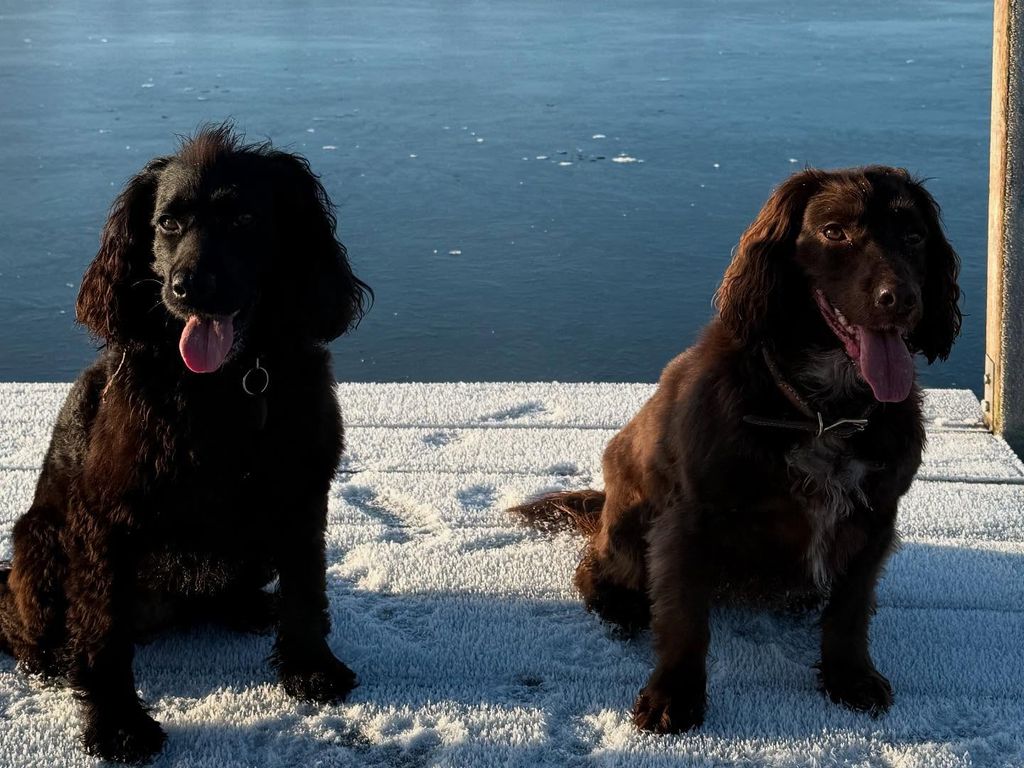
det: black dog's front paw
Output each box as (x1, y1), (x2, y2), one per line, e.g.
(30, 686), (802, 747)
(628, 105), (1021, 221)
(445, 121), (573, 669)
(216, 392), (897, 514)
(81, 706), (166, 764)
(818, 660), (893, 716)
(279, 654), (358, 704)
(632, 677), (706, 734)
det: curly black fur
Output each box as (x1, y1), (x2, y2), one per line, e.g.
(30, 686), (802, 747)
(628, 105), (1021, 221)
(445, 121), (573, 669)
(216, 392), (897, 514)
(0, 124), (371, 763)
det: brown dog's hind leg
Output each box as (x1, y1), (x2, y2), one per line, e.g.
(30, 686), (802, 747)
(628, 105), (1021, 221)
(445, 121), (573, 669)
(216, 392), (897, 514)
(575, 492), (653, 634)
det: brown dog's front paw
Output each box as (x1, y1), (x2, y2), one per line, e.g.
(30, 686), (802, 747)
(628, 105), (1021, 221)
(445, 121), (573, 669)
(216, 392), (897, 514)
(81, 707), (166, 764)
(279, 655), (358, 704)
(632, 679), (706, 734)
(818, 661), (893, 716)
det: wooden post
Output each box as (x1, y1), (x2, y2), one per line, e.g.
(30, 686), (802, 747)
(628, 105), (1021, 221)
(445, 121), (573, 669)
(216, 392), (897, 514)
(985, 0), (1024, 453)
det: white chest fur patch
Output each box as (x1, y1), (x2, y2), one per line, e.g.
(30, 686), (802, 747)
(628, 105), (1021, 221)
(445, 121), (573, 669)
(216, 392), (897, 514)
(786, 435), (870, 588)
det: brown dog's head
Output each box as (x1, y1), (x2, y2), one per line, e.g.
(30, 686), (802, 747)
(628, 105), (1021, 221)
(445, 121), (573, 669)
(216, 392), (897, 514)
(715, 166), (961, 402)
(76, 123), (371, 372)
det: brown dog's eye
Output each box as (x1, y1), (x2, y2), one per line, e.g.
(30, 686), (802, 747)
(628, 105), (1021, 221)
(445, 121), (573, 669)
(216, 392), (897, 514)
(157, 215), (181, 233)
(905, 230), (924, 245)
(234, 213), (254, 228)
(822, 224), (846, 241)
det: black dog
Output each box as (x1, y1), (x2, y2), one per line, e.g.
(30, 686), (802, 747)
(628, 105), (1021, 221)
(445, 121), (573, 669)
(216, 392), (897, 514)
(0, 125), (371, 762)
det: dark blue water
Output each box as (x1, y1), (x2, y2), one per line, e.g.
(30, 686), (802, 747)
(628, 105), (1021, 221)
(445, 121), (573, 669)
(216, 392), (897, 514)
(0, 1), (992, 390)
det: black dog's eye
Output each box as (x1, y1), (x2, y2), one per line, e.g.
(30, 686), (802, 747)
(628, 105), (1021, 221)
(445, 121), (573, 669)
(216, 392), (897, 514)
(234, 213), (254, 228)
(157, 215), (181, 234)
(822, 224), (847, 241)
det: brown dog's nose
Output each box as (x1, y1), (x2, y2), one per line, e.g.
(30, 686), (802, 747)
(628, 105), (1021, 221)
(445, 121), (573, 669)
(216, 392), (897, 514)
(875, 283), (919, 312)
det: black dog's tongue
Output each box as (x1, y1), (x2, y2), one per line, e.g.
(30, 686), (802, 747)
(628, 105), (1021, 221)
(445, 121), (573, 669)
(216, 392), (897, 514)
(857, 326), (915, 402)
(179, 315), (234, 373)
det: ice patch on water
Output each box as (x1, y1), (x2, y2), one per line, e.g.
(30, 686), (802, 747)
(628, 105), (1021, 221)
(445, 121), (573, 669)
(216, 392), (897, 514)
(592, 134), (606, 139)
(449, 250), (462, 255)
(611, 155), (638, 164)
(535, 155), (548, 160)
(558, 161), (572, 166)
(322, 145), (337, 150)
(475, 138), (484, 143)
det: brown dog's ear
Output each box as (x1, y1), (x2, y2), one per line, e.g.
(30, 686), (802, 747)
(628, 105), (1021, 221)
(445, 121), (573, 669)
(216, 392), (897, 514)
(267, 151), (372, 343)
(906, 181), (962, 363)
(714, 169), (823, 346)
(76, 158), (169, 343)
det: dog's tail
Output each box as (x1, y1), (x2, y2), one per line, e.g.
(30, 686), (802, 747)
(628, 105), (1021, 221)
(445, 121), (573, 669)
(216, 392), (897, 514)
(509, 490), (605, 536)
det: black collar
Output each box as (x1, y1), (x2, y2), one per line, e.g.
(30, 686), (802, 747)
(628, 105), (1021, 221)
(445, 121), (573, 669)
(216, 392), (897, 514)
(743, 347), (876, 439)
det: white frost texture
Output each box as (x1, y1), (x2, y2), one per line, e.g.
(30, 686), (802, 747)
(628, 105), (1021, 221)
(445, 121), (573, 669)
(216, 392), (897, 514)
(0, 383), (1022, 768)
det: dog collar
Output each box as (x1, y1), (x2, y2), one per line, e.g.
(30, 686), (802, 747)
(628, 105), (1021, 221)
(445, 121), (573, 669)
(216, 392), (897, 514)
(743, 348), (876, 439)
(242, 356), (269, 396)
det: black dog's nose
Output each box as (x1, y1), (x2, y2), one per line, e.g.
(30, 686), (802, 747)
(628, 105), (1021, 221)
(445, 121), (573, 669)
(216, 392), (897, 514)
(171, 271), (190, 299)
(875, 283), (919, 311)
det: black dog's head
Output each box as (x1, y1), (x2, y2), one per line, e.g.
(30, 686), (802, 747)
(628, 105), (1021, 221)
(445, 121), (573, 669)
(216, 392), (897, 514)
(76, 124), (371, 372)
(715, 166), (961, 402)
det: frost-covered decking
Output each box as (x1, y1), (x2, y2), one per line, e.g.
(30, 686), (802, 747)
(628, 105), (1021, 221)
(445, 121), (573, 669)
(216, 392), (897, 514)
(1, 383), (1022, 767)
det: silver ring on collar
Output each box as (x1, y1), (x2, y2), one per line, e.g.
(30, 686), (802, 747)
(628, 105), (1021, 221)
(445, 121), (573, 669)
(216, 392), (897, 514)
(242, 357), (269, 396)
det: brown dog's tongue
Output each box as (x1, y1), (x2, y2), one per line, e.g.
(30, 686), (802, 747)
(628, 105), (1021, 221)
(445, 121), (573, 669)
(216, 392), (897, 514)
(179, 315), (234, 373)
(857, 327), (915, 402)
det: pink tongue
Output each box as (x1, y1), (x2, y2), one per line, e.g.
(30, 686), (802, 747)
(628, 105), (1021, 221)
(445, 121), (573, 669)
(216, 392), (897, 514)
(179, 315), (234, 373)
(857, 326), (915, 402)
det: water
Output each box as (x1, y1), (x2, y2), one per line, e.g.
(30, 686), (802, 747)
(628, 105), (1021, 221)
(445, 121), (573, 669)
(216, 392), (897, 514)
(0, 0), (992, 390)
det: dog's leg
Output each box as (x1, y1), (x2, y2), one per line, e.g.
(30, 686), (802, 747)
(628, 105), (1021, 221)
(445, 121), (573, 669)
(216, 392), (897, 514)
(65, 537), (166, 763)
(0, 566), (15, 656)
(818, 517), (896, 715)
(575, 489), (652, 633)
(632, 508), (712, 734)
(4, 504), (68, 675)
(271, 496), (356, 703)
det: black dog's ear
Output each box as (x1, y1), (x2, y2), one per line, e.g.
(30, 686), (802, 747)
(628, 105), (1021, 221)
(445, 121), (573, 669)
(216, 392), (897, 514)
(906, 181), (962, 363)
(715, 169), (823, 346)
(267, 151), (371, 343)
(77, 158), (169, 343)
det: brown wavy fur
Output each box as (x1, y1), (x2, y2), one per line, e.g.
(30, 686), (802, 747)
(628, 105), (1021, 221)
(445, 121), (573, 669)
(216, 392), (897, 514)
(511, 166), (961, 734)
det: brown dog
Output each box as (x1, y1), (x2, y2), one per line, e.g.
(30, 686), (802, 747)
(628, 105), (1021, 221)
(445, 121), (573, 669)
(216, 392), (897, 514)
(512, 167), (961, 733)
